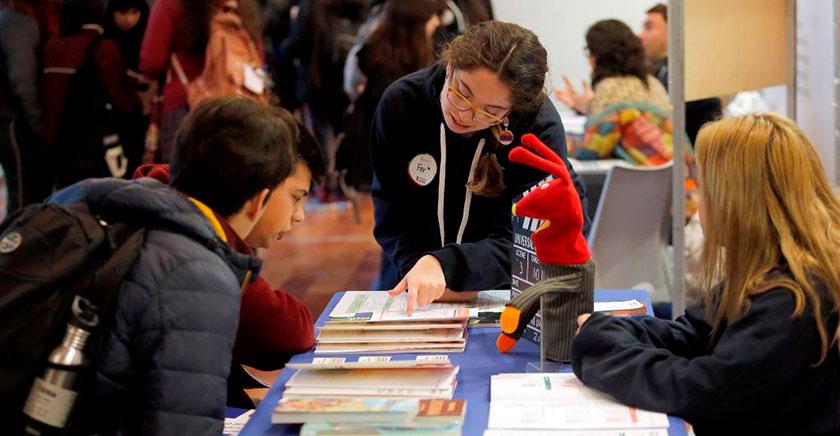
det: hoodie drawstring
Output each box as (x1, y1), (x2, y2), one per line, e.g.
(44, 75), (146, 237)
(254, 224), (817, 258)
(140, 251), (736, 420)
(437, 123), (486, 246)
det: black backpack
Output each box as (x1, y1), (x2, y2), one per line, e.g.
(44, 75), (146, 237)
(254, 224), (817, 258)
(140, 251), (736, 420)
(41, 33), (129, 189)
(0, 202), (146, 431)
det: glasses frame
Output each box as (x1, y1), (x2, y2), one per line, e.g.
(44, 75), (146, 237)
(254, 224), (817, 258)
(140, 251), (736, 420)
(445, 74), (509, 126)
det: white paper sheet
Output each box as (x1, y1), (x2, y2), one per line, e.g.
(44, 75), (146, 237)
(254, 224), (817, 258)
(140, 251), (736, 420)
(488, 374), (669, 430)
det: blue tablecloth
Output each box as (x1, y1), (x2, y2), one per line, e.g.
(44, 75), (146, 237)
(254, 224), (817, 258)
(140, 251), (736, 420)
(239, 290), (687, 436)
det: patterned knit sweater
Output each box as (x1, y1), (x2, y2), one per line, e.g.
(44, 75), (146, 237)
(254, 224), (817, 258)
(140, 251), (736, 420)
(591, 75), (671, 117)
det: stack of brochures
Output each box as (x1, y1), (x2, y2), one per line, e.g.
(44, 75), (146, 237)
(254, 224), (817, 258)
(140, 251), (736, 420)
(484, 373), (670, 435)
(273, 356), (466, 435)
(272, 398), (466, 435)
(280, 356), (459, 400)
(316, 291), (479, 354)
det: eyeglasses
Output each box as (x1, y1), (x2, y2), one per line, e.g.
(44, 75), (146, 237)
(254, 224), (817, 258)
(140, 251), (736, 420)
(445, 75), (509, 126)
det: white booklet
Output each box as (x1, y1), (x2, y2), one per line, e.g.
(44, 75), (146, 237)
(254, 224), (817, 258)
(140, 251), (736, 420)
(282, 385), (455, 399)
(288, 367), (459, 390)
(329, 291), (471, 322)
(286, 355), (453, 370)
(488, 373), (669, 430)
(315, 342), (465, 354)
(317, 328), (465, 344)
(318, 321), (467, 331)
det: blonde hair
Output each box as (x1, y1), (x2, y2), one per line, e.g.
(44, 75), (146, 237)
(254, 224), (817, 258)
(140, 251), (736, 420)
(695, 113), (840, 363)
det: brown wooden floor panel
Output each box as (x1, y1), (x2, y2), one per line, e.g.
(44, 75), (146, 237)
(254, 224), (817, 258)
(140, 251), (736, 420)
(258, 195), (381, 317)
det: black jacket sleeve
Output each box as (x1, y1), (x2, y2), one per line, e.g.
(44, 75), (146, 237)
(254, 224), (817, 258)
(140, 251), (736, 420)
(431, 203), (512, 291)
(571, 288), (824, 424)
(370, 89), (431, 280)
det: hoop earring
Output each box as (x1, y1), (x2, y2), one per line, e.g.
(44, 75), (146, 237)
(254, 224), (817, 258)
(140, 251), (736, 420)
(498, 119), (514, 145)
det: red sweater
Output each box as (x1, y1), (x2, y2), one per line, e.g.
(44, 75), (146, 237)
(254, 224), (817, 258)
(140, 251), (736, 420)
(133, 164), (315, 368)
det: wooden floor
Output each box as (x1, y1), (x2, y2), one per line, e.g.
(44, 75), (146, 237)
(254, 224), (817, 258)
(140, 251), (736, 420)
(258, 195), (382, 318)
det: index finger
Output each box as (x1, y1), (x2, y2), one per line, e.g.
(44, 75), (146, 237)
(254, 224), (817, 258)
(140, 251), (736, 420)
(406, 285), (418, 316)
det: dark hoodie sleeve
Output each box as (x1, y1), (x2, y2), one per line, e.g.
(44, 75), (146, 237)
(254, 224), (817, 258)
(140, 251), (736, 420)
(429, 99), (591, 291)
(370, 86), (432, 280)
(430, 205), (511, 291)
(571, 288), (824, 424)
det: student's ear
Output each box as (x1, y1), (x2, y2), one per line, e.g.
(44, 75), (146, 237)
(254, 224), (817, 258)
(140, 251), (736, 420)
(244, 188), (271, 222)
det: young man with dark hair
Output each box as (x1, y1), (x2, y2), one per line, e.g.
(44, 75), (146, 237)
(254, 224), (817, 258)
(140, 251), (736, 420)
(639, 3), (722, 144)
(134, 100), (328, 408)
(47, 97), (301, 434)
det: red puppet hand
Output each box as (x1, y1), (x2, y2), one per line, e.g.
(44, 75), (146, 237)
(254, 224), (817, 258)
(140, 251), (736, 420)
(509, 134), (590, 265)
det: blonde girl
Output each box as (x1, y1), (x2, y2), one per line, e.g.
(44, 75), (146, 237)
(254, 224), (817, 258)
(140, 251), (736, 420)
(572, 113), (840, 435)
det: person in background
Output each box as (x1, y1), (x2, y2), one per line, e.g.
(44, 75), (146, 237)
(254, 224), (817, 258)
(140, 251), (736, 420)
(261, 0), (300, 110)
(133, 116), (326, 408)
(433, 0), (492, 53)
(345, 0), (493, 105)
(557, 19), (702, 307)
(371, 21), (589, 313)
(140, 0), (263, 162)
(337, 0), (444, 191)
(639, 3), (721, 144)
(41, 0), (142, 188)
(103, 0), (149, 72)
(341, 0), (384, 105)
(572, 113), (840, 435)
(276, 0), (367, 202)
(0, 0), (53, 217)
(104, 0), (151, 174)
(556, 19), (671, 118)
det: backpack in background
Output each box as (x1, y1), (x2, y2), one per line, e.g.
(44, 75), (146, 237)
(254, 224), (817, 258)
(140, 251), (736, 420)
(171, 0), (269, 109)
(41, 32), (130, 188)
(0, 203), (145, 432)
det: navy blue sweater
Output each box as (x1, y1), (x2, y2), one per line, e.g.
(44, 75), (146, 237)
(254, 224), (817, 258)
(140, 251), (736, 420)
(572, 274), (840, 435)
(371, 62), (589, 291)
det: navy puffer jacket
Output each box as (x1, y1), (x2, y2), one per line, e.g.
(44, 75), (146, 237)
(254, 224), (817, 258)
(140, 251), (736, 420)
(49, 178), (261, 435)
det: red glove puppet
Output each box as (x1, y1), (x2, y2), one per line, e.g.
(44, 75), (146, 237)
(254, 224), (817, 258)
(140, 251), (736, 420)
(509, 133), (590, 265)
(497, 134), (591, 353)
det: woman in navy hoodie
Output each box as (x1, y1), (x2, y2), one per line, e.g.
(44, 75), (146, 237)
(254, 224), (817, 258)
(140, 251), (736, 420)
(372, 21), (589, 313)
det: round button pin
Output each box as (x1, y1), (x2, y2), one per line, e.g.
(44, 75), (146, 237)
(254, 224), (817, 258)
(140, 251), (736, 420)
(408, 153), (438, 187)
(0, 231), (22, 254)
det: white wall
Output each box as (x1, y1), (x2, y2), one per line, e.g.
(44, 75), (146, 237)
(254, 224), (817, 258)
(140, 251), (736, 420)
(794, 0), (836, 183)
(756, 1), (836, 183)
(491, 0), (654, 106)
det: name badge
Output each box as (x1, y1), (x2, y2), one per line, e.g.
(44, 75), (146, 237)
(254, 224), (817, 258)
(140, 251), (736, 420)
(408, 153), (437, 186)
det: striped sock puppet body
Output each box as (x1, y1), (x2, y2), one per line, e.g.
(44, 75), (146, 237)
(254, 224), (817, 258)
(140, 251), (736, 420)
(497, 134), (594, 362)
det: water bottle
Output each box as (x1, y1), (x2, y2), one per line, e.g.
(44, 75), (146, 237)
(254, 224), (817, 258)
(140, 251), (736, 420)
(21, 296), (99, 435)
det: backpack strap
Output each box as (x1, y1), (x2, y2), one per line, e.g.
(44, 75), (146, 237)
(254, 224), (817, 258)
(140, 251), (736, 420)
(170, 54), (190, 87)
